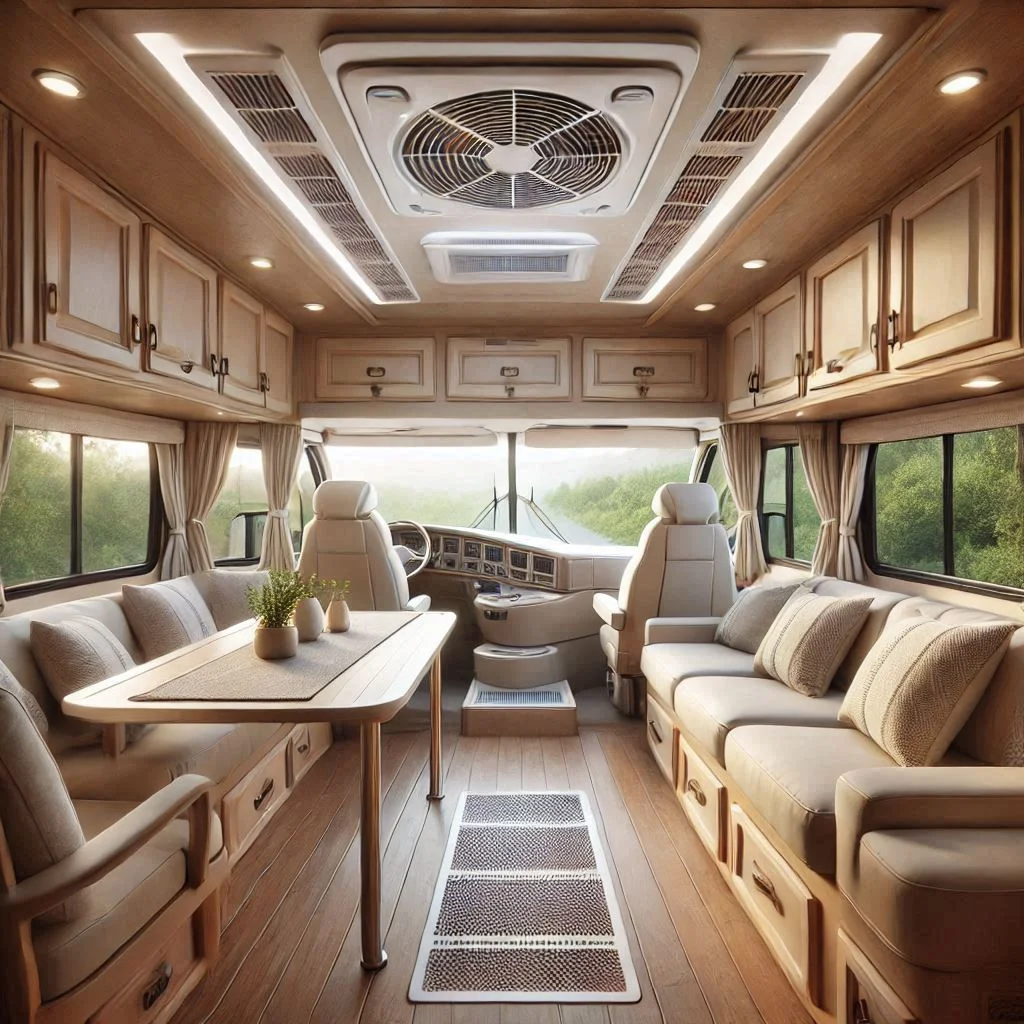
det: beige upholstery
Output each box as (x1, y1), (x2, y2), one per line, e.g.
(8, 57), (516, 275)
(595, 483), (737, 677)
(642, 643), (757, 711)
(713, 581), (804, 654)
(122, 577), (217, 661)
(297, 480), (428, 612)
(33, 799), (224, 1001)
(644, 617), (721, 645)
(674, 675), (847, 765)
(191, 568), (268, 630)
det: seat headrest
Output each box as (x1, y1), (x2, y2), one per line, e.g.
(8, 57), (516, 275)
(312, 481), (378, 520)
(651, 483), (720, 525)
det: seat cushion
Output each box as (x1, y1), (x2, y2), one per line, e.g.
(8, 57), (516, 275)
(725, 725), (895, 874)
(844, 827), (1024, 971)
(122, 578), (217, 661)
(675, 675), (848, 766)
(642, 643), (757, 710)
(59, 722), (287, 802)
(33, 800), (224, 1001)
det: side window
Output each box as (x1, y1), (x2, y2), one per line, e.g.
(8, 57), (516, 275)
(760, 444), (820, 564)
(701, 444), (738, 534)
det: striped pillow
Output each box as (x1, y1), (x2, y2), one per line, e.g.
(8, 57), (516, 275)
(122, 578), (216, 661)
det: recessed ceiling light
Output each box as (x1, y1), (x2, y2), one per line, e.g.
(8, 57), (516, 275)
(611, 85), (654, 104)
(938, 70), (987, 96)
(303, 302), (325, 312)
(796, 410), (805, 417)
(30, 376), (61, 390)
(366, 85), (410, 103)
(249, 256), (273, 270)
(742, 259), (768, 270)
(962, 375), (1002, 389)
(33, 70), (85, 98)
(694, 302), (717, 312)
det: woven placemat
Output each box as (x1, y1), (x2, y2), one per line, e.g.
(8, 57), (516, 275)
(131, 612), (420, 702)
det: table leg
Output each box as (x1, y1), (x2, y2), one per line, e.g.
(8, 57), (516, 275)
(429, 653), (444, 801)
(360, 721), (387, 971)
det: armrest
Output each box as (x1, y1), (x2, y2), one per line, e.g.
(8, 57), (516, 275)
(593, 593), (625, 630)
(644, 617), (721, 645)
(406, 593), (431, 613)
(0, 774), (214, 925)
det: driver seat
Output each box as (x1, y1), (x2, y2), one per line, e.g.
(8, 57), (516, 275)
(297, 481), (430, 612)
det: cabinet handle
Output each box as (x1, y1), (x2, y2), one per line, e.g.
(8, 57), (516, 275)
(751, 370), (760, 393)
(148, 323), (158, 350)
(886, 309), (900, 351)
(750, 860), (783, 915)
(259, 371), (270, 393)
(852, 998), (873, 1024)
(46, 283), (58, 315)
(210, 354), (220, 376)
(647, 718), (663, 745)
(370, 383), (383, 398)
(296, 741), (310, 755)
(500, 365), (520, 378)
(869, 322), (879, 352)
(220, 356), (230, 377)
(253, 778), (274, 812)
(131, 314), (142, 345)
(180, 360), (194, 374)
(794, 352), (802, 377)
(686, 778), (707, 806)
(141, 962), (173, 1011)
(804, 351), (814, 376)
(826, 358), (843, 373)
(746, 370), (755, 394)
(366, 366), (386, 378)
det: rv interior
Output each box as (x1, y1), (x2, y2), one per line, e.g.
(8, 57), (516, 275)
(1, 0), (1024, 1022)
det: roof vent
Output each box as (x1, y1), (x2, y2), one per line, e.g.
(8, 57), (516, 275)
(421, 231), (598, 284)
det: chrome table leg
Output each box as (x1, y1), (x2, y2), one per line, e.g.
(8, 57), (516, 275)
(360, 720), (387, 970)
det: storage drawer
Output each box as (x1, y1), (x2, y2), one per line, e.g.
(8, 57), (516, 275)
(646, 698), (676, 784)
(582, 338), (708, 401)
(730, 805), (822, 1006)
(447, 337), (570, 399)
(838, 929), (918, 1024)
(676, 738), (727, 862)
(315, 337), (435, 400)
(89, 921), (197, 1024)
(223, 740), (288, 857)
(288, 722), (332, 786)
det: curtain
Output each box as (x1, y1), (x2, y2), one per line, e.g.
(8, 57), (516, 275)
(184, 421), (238, 572)
(0, 401), (15, 615)
(258, 423), (303, 571)
(308, 442), (331, 485)
(798, 421), (842, 576)
(719, 423), (767, 585)
(155, 443), (190, 579)
(838, 444), (870, 581)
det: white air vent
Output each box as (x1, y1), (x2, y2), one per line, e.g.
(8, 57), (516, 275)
(321, 38), (698, 218)
(422, 231), (598, 284)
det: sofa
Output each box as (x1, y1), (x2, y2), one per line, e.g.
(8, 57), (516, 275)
(641, 576), (1024, 1024)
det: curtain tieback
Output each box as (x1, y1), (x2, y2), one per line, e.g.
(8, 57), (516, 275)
(820, 518), (838, 527)
(268, 509), (289, 520)
(839, 525), (857, 537)
(168, 527), (187, 537)
(736, 509), (755, 520)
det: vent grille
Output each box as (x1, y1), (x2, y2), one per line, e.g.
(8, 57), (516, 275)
(472, 687), (567, 707)
(450, 253), (571, 276)
(208, 71), (415, 303)
(606, 70), (804, 301)
(400, 89), (623, 210)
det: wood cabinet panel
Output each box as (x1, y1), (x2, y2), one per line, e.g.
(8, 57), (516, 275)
(582, 337), (707, 401)
(219, 279), (265, 406)
(888, 131), (1009, 367)
(263, 311), (294, 414)
(40, 151), (141, 369)
(315, 338), (435, 401)
(754, 276), (803, 406)
(144, 227), (217, 389)
(837, 929), (918, 1024)
(448, 337), (570, 400)
(726, 311), (757, 414)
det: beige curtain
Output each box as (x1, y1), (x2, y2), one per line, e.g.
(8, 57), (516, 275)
(838, 444), (870, 581)
(798, 421), (841, 576)
(0, 401), (15, 615)
(184, 421), (238, 572)
(155, 443), (190, 579)
(719, 423), (767, 585)
(258, 423), (303, 571)
(308, 442), (331, 484)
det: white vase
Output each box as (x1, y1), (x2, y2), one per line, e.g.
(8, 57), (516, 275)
(253, 625), (299, 660)
(325, 598), (351, 633)
(293, 597), (325, 642)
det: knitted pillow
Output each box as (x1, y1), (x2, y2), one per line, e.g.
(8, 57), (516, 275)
(122, 578), (216, 661)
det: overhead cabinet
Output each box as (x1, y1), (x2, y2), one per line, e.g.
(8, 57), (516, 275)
(448, 337), (571, 400)
(582, 338), (708, 401)
(726, 311), (757, 415)
(753, 276), (804, 406)
(315, 338), (436, 400)
(218, 279), (266, 407)
(263, 312), (294, 415)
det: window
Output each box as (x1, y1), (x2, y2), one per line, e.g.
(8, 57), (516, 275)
(760, 444), (820, 564)
(700, 444), (738, 535)
(869, 426), (1024, 591)
(0, 429), (157, 592)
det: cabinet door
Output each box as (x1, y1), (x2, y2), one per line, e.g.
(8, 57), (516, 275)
(144, 227), (217, 389)
(219, 279), (265, 406)
(889, 131), (1008, 367)
(41, 152), (141, 369)
(263, 311), (294, 414)
(582, 338), (707, 401)
(726, 311), (757, 414)
(807, 220), (882, 391)
(315, 338), (435, 401)
(448, 337), (570, 400)
(754, 276), (803, 407)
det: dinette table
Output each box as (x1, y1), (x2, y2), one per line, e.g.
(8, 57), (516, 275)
(62, 609), (457, 972)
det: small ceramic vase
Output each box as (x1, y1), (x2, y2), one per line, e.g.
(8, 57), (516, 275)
(253, 625), (299, 660)
(325, 597), (351, 633)
(293, 597), (325, 642)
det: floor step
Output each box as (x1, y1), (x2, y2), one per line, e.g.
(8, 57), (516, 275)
(473, 643), (563, 689)
(461, 680), (578, 737)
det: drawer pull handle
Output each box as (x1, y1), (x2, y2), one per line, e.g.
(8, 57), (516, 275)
(366, 366), (386, 378)
(131, 314), (142, 345)
(500, 365), (520, 378)
(647, 719), (663, 745)
(296, 741), (310, 755)
(751, 860), (783, 915)
(632, 366), (655, 378)
(253, 778), (275, 812)
(853, 998), (873, 1024)
(504, 383), (515, 398)
(826, 358), (843, 373)
(686, 778), (707, 806)
(46, 282), (58, 314)
(370, 383), (383, 398)
(141, 961), (173, 1011)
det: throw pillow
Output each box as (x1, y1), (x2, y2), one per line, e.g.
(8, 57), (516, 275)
(839, 617), (1016, 766)
(122, 577), (216, 661)
(754, 588), (873, 697)
(0, 658), (48, 736)
(715, 582), (805, 654)
(193, 569), (267, 630)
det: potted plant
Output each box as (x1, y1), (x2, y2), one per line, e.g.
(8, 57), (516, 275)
(325, 580), (353, 633)
(294, 573), (336, 642)
(246, 570), (307, 659)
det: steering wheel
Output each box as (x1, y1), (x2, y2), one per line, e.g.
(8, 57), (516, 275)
(387, 521), (433, 579)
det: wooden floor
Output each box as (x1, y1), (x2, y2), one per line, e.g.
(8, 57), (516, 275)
(171, 688), (812, 1024)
